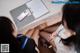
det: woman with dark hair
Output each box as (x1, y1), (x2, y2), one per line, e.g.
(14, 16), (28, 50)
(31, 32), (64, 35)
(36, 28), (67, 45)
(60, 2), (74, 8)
(61, 4), (80, 53)
(0, 16), (21, 52)
(0, 16), (39, 53)
(51, 4), (80, 53)
(40, 3), (80, 53)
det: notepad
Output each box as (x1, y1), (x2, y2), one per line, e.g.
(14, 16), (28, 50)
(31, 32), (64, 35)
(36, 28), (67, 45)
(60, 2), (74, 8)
(26, 0), (49, 19)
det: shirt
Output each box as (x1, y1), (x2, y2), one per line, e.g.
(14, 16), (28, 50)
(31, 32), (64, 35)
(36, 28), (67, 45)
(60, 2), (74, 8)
(53, 24), (77, 53)
(54, 36), (77, 53)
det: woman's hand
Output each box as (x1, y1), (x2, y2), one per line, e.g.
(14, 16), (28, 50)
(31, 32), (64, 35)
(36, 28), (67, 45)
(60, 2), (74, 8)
(31, 28), (40, 46)
(39, 31), (57, 51)
(24, 29), (35, 37)
(24, 28), (40, 53)
(49, 31), (57, 51)
(24, 28), (40, 46)
(49, 31), (57, 42)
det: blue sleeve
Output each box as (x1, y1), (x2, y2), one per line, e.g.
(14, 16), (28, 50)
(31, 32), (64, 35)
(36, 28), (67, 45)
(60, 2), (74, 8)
(17, 34), (29, 49)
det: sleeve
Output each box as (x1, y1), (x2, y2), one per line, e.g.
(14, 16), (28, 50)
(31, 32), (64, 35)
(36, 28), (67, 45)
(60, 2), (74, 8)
(17, 34), (37, 53)
(24, 38), (37, 53)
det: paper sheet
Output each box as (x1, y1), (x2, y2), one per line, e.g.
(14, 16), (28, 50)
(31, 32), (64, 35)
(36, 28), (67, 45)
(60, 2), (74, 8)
(26, 0), (49, 19)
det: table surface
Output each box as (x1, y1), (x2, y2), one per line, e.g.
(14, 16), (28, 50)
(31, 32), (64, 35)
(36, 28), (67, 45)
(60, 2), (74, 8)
(0, 0), (64, 34)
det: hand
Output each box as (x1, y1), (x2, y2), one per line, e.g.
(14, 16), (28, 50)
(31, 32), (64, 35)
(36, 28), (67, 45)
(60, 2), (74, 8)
(39, 31), (57, 50)
(24, 28), (40, 46)
(31, 28), (40, 46)
(49, 31), (57, 50)
(25, 29), (35, 37)
(49, 31), (57, 42)
(25, 28), (40, 53)
(39, 31), (52, 42)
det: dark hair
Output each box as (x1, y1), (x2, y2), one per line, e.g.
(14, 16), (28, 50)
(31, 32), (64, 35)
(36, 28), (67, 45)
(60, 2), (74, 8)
(0, 16), (20, 52)
(0, 16), (14, 42)
(62, 4), (80, 52)
(69, 0), (80, 2)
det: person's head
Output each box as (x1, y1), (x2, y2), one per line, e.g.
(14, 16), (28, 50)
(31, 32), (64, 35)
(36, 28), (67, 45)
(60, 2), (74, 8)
(0, 16), (21, 52)
(62, 4), (80, 37)
(0, 16), (16, 42)
(62, 4), (80, 47)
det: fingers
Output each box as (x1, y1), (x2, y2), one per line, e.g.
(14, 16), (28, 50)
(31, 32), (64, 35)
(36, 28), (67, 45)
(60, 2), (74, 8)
(51, 31), (57, 37)
(39, 31), (52, 42)
(25, 29), (35, 37)
(31, 29), (39, 39)
(39, 30), (57, 42)
(31, 29), (40, 46)
(39, 31), (57, 50)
